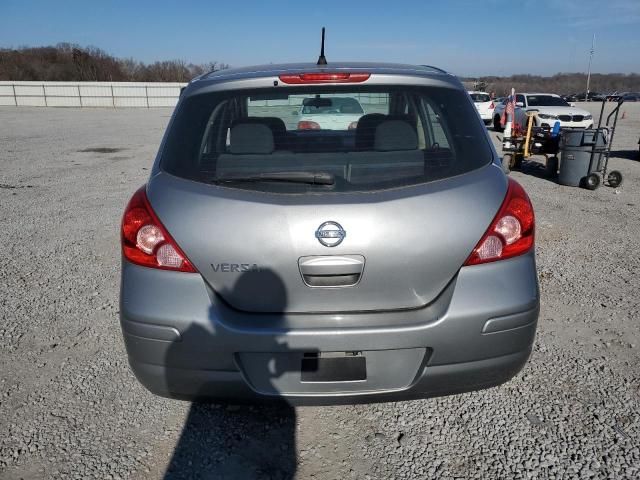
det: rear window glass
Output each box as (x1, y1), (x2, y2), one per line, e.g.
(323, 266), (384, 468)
(526, 95), (569, 107)
(469, 93), (491, 103)
(161, 85), (493, 193)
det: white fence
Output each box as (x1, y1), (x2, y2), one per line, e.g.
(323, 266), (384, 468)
(0, 81), (187, 107)
(0, 82), (392, 109)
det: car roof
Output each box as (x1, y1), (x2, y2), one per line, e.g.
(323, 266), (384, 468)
(183, 62), (460, 96)
(198, 62), (449, 81)
(521, 93), (561, 97)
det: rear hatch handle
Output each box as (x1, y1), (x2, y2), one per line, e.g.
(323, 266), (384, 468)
(298, 255), (365, 287)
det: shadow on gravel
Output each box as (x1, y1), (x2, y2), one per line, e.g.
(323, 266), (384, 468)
(514, 159), (562, 185)
(163, 402), (296, 479)
(609, 149), (640, 161)
(518, 159), (552, 179)
(77, 147), (125, 153)
(163, 270), (300, 479)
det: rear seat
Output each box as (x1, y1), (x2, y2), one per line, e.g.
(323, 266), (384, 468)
(374, 119), (418, 151)
(355, 113), (386, 150)
(228, 122), (274, 155)
(349, 118), (423, 183)
(355, 114), (416, 151)
(229, 117), (288, 151)
(222, 122), (349, 177)
(218, 117), (443, 183)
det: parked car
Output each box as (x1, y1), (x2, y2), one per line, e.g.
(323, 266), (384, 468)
(573, 92), (605, 102)
(621, 92), (640, 102)
(120, 62), (539, 404)
(493, 93), (593, 131)
(294, 96), (365, 130)
(605, 92), (640, 102)
(468, 91), (494, 125)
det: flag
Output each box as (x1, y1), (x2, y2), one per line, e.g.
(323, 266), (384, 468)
(501, 89), (516, 126)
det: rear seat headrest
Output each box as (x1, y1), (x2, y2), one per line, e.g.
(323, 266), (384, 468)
(355, 113), (386, 150)
(229, 123), (274, 154)
(257, 117), (287, 149)
(256, 117), (286, 136)
(231, 117), (287, 150)
(374, 120), (418, 151)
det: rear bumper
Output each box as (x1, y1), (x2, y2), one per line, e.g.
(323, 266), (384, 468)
(129, 348), (533, 405)
(479, 111), (493, 121)
(120, 252), (539, 404)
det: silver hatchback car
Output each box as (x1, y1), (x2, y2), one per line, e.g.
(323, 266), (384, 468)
(120, 63), (539, 404)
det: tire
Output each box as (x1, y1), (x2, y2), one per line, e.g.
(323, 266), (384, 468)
(494, 115), (504, 132)
(583, 173), (600, 190)
(513, 153), (524, 170)
(607, 170), (623, 188)
(546, 156), (559, 178)
(501, 154), (513, 173)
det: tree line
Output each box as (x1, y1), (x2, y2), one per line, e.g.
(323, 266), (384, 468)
(465, 73), (640, 96)
(0, 44), (228, 82)
(1, 44), (639, 94)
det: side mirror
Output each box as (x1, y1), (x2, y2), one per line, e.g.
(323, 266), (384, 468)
(292, 110), (299, 116)
(516, 102), (524, 108)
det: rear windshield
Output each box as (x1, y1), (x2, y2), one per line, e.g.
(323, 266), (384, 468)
(526, 95), (569, 107)
(469, 93), (491, 103)
(161, 85), (493, 193)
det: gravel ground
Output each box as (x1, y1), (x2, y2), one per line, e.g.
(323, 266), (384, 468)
(1, 102), (639, 479)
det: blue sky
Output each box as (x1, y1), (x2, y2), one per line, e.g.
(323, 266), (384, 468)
(1, 0), (639, 76)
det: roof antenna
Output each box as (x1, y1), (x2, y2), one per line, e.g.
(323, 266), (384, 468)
(316, 27), (327, 65)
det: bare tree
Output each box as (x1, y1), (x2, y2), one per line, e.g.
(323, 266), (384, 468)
(467, 73), (640, 96)
(0, 44), (229, 82)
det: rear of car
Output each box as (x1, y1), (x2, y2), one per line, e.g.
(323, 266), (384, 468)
(494, 94), (593, 131)
(468, 91), (494, 124)
(512, 94), (593, 130)
(524, 94), (593, 129)
(120, 64), (539, 404)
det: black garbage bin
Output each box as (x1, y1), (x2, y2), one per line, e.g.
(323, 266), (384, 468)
(558, 129), (607, 187)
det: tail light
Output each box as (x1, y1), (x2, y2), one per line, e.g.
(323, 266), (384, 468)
(297, 120), (321, 130)
(348, 121), (359, 130)
(279, 72), (370, 84)
(121, 186), (196, 272)
(464, 178), (534, 266)
(489, 101), (495, 109)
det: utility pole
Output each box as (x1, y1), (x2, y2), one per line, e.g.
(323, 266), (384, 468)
(585, 34), (595, 101)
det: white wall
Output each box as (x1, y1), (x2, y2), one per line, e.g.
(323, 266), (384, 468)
(0, 81), (187, 107)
